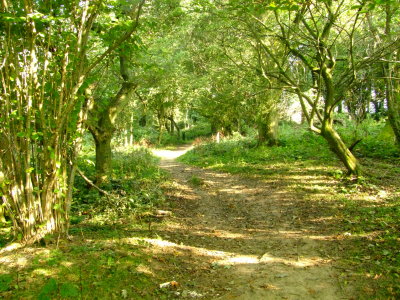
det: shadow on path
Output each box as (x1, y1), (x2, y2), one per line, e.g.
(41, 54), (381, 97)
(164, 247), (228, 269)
(150, 145), (354, 300)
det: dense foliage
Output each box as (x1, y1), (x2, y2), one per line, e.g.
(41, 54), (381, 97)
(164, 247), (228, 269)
(74, 145), (166, 222)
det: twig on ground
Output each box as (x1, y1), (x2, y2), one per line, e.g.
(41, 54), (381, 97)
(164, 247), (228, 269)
(76, 167), (112, 197)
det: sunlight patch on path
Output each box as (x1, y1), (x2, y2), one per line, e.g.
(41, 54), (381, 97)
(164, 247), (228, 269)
(0, 242), (23, 255)
(151, 146), (193, 160)
(122, 237), (329, 269)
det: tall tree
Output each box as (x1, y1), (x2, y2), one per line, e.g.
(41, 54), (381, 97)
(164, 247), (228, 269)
(380, 2), (400, 144)
(85, 0), (146, 184)
(235, 0), (398, 174)
(86, 54), (137, 184)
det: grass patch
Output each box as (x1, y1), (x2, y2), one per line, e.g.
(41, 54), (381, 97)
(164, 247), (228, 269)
(0, 223), (174, 299)
(337, 194), (400, 298)
(188, 175), (205, 187)
(179, 123), (337, 174)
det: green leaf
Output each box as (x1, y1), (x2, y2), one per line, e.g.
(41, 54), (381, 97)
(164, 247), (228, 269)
(0, 274), (13, 292)
(60, 282), (79, 298)
(38, 278), (57, 300)
(32, 132), (43, 140)
(37, 293), (51, 300)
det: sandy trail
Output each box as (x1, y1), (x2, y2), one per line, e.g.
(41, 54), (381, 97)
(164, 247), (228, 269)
(151, 145), (351, 299)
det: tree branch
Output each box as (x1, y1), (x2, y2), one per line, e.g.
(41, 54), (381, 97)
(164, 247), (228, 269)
(84, 0), (146, 76)
(76, 167), (111, 197)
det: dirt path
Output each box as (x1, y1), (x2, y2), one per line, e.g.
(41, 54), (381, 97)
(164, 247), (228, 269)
(151, 146), (352, 299)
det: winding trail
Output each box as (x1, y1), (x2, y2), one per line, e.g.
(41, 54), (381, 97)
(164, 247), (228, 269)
(151, 145), (353, 299)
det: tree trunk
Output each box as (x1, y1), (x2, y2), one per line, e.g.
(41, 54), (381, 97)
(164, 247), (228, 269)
(383, 4), (400, 145)
(129, 114), (134, 146)
(88, 112), (116, 184)
(372, 100), (383, 120)
(386, 54), (400, 145)
(94, 133), (113, 184)
(211, 121), (219, 135)
(0, 0), (145, 244)
(0, 205), (5, 223)
(168, 116), (181, 139)
(337, 101), (343, 114)
(321, 65), (361, 175)
(215, 131), (221, 143)
(87, 55), (136, 182)
(257, 111), (278, 146)
(1, 136), (70, 243)
(165, 121), (171, 133)
(321, 122), (361, 175)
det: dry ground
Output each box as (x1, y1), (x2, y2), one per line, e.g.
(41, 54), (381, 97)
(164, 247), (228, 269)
(150, 146), (356, 299)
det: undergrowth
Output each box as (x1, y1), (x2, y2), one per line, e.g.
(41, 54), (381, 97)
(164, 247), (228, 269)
(73, 146), (168, 223)
(114, 120), (212, 148)
(179, 123), (337, 174)
(0, 224), (174, 299)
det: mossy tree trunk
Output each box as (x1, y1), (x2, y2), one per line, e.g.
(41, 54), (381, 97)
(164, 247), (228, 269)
(321, 122), (361, 175)
(257, 110), (279, 146)
(87, 55), (136, 184)
(319, 64), (361, 175)
(384, 9), (400, 145)
(369, 3), (400, 144)
(387, 70), (400, 145)
(293, 3), (361, 175)
(92, 122), (114, 185)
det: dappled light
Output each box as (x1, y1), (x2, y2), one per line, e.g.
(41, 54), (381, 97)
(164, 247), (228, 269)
(135, 236), (328, 268)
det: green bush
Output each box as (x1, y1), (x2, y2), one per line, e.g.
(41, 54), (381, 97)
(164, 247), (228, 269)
(179, 123), (334, 170)
(336, 117), (399, 159)
(180, 119), (399, 173)
(183, 121), (212, 141)
(73, 146), (166, 221)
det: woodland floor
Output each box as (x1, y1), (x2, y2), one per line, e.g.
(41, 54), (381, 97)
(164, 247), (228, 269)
(150, 145), (357, 299)
(1, 145), (386, 299)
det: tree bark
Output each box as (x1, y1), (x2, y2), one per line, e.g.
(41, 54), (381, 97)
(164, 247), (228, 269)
(87, 55), (136, 183)
(257, 111), (278, 146)
(0, 0), (145, 244)
(383, 4), (400, 145)
(94, 133), (113, 184)
(386, 53), (400, 145)
(320, 65), (361, 175)
(321, 122), (361, 175)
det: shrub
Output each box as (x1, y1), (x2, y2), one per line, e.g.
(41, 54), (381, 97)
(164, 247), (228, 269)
(73, 146), (166, 222)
